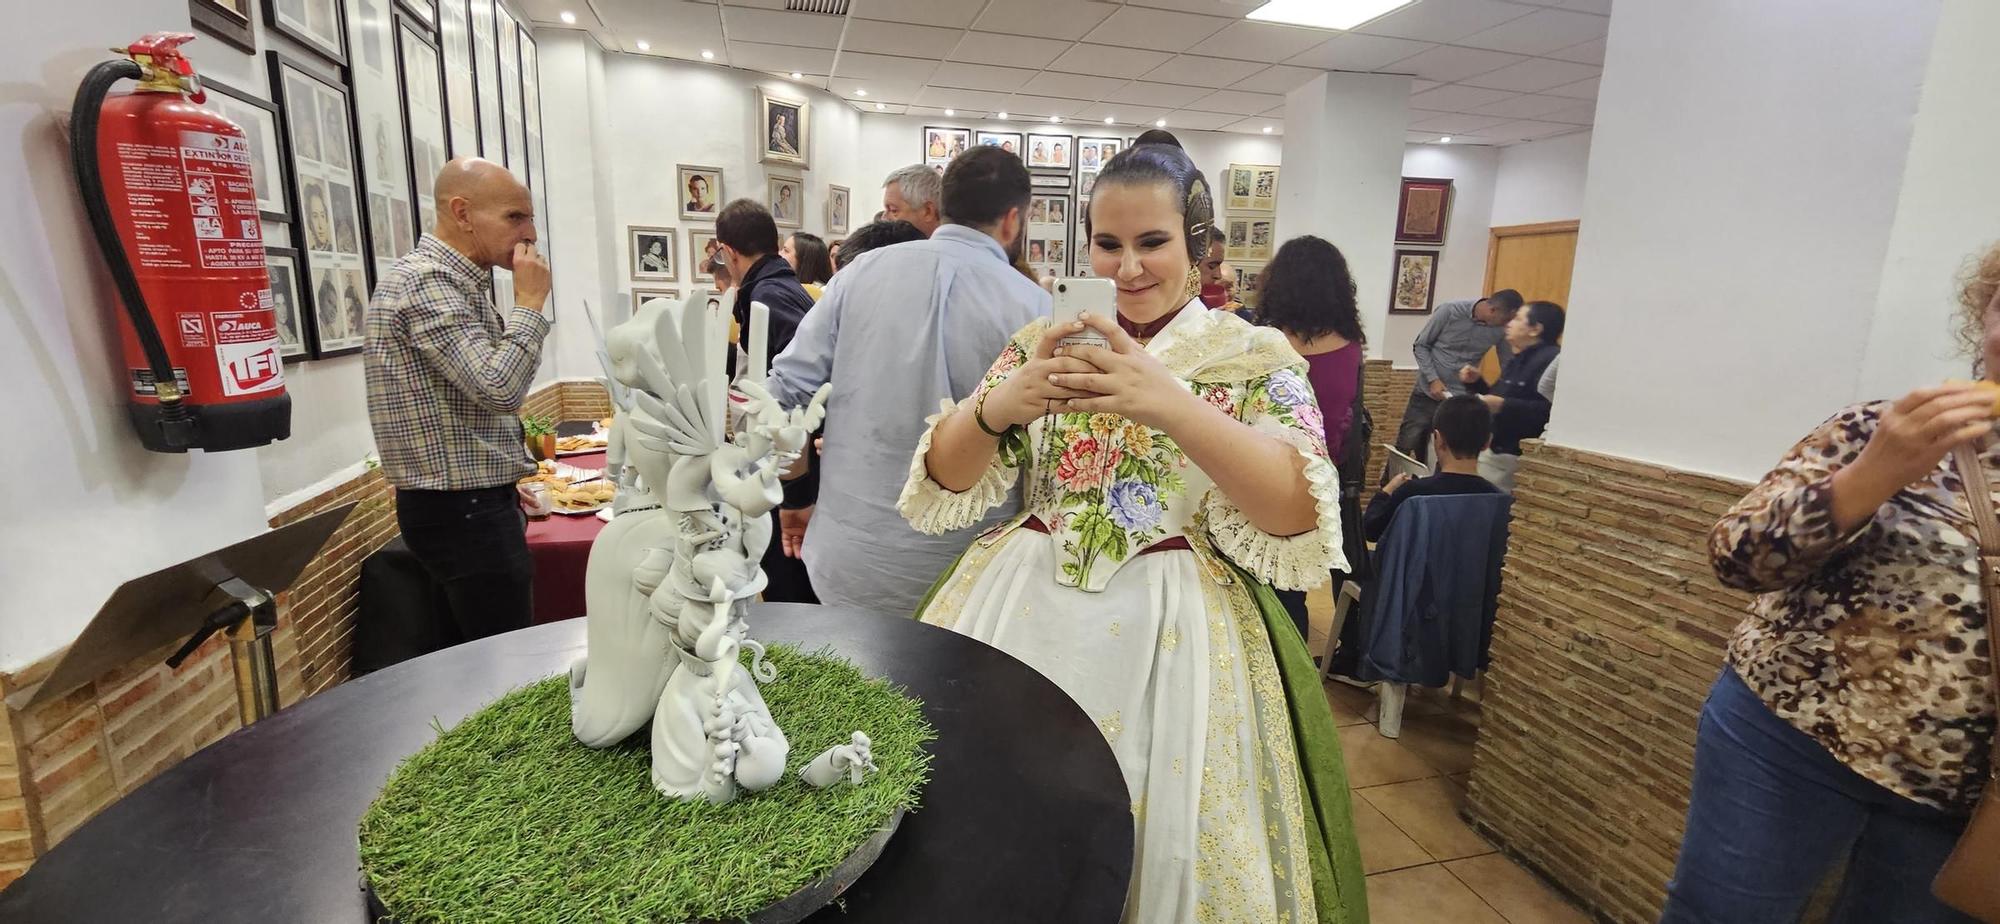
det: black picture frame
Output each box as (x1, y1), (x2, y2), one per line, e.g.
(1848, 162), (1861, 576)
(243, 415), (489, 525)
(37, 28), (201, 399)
(1389, 248), (1440, 315)
(437, 0), (479, 157)
(470, 0), (504, 160)
(264, 245), (312, 360)
(396, 12), (448, 245)
(396, 0), (437, 29)
(268, 51), (371, 358)
(189, 0), (257, 54)
(262, 0), (349, 66)
(198, 77), (293, 223)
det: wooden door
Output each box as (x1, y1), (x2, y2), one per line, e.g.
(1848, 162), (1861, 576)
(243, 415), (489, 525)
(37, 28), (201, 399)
(1478, 220), (1578, 382)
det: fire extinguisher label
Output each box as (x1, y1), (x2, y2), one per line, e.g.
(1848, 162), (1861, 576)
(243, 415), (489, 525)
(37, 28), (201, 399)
(215, 338), (286, 396)
(131, 367), (192, 397)
(176, 312), (209, 347)
(178, 131), (265, 272)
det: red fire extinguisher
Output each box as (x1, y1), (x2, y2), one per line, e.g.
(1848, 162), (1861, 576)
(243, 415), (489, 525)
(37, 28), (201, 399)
(70, 32), (290, 452)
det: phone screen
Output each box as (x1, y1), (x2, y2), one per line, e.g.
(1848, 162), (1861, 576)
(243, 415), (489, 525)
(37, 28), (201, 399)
(1051, 277), (1115, 349)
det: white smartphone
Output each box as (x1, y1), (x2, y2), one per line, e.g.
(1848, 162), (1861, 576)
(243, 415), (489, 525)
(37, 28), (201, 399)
(1051, 277), (1115, 350)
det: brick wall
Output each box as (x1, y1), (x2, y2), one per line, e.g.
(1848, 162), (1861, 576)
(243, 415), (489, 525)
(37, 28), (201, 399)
(0, 379), (608, 886)
(1465, 440), (1754, 923)
(1360, 359), (1417, 505)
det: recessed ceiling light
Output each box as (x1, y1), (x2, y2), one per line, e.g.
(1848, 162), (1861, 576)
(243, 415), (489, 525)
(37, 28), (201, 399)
(790, 71), (802, 79)
(558, 10), (575, 23)
(875, 102), (886, 110)
(1440, 135), (1452, 144)
(1247, 0), (1414, 31)
(636, 40), (650, 51)
(1155, 119), (1166, 128)
(1051, 115), (1064, 124)
(700, 49), (714, 60)
(997, 111), (1008, 120)
(1261, 126), (1273, 133)
(855, 88), (867, 97)
(944, 108), (955, 116)
(1103, 116), (1114, 124)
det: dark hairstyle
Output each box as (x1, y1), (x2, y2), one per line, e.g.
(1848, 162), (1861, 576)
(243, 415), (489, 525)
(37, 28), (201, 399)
(715, 198), (780, 258)
(940, 146), (1032, 228)
(834, 219), (926, 270)
(1255, 235), (1365, 346)
(788, 232), (833, 286)
(1523, 300), (1565, 343)
(1485, 288), (1525, 314)
(1432, 395), (1493, 459)
(1087, 143), (1214, 262)
(1133, 129), (1183, 148)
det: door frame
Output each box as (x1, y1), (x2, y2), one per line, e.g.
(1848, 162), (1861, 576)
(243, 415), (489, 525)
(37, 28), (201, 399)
(1483, 220), (1580, 293)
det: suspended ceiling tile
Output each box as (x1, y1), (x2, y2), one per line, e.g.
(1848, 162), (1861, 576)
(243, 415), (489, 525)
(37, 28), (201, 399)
(1048, 43), (1176, 79)
(1286, 32), (1433, 71)
(948, 33), (1075, 70)
(1072, 100), (1168, 125)
(974, 0), (1120, 42)
(1103, 80), (1216, 108)
(1142, 54), (1265, 88)
(907, 105), (988, 119)
(1022, 71), (1129, 99)
(728, 41), (835, 75)
(839, 20), (965, 57)
(1197, 20), (1337, 61)
(1548, 37), (1606, 65)
(1080, 5), (1233, 54)
(1469, 92), (1578, 119)
(1188, 88), (1285, 117)
(1457, 7), (1609, 56)
(1542, 102), (1598, 125)
(834, 52), (942, 84)
(1003, 93), (1094, 118)
(1407, 83), (1515, 112)
(1408, 110), (1510, 133)
(1231, 64), (1322, 94)
(718, 6), (846, 48)
(1557, 0), (1613, 13)
(1222, 115), (1283, 135)
(928, 61), (1040, 92)
(829, 77), (923, 103)
(1157, 110), (1236, 130)
(1387, 45), (1526, 83)
(1459, 57), (1600, 93)
(1545, 75), (1600, 99)
(597, 0), (725, 56)
(1481, 119), (1586, 142)
(1355, 0), (1536, 44)
(849, 0), (986, 29)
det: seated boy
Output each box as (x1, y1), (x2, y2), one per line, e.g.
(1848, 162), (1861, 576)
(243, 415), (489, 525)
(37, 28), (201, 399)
(1364, 394), (1503, 542)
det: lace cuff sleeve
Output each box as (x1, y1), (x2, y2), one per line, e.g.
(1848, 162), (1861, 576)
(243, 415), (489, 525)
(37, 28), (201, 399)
(1201, 366), (1349, 589)
(896, 397), (1022, 535)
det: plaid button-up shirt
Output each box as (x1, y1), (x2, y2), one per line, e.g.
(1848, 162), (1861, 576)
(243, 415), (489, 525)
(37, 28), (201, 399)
(364, 234), (550, 491)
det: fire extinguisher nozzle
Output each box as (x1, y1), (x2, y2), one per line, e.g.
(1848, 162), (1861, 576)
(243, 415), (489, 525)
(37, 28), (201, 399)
(156, 400), (196, 450)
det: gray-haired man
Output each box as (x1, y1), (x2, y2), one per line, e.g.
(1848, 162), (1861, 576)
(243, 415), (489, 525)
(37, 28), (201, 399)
(881, 164), (942, 237)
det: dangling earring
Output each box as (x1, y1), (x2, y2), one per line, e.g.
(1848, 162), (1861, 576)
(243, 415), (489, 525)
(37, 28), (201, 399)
(1180, 266), (1202, 304)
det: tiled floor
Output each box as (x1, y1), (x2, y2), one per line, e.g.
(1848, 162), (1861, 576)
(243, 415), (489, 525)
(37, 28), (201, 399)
(1303, 587), (1591, 924)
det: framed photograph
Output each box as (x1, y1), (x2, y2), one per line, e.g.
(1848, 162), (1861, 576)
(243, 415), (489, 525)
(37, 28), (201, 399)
(767, 174), (804, 230)
(496, 3), (525, 175)
(265, 246), (311, 360)
(397, 17), (449, 241)
(347, 0), (420, 278)
(396, 0), (436, 28)
(1234, 262), (1267, 307)
(1026, 133), (1072, 170)
(520, 30), (550, 253)
(632, 288), (680, 313)
(689, 230), (719, 284)
(1078, 169), (1097, 197)
(923, 126), (969, 168)
(197, 78), (290, 221)
(190, 0), (256, 54)
(438, 0), (477, 157)
(1396, 177), (1453, 245)
(758, 88), (809, 169)
(629, 226), (678, 282)
(470, 0), (503, 160)
(827, 184), (850, 235)
(1031, 173), (1071, 189)
(679, 165), (722, 220)
(270, 53), (371, 356)
(976, 130), (1023, 160)
(1075, 136), (1119, 172)
(1227, 164), (1279, 212)
(263, 0), (347, 65)
(1225, 216), (1274, 262)
(1391, 249), (1440, 314)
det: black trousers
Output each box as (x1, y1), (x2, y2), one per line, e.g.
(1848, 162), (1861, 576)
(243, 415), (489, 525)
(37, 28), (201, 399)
(395, 485), (535, 641)
(760, 510), (820, 604)
(1392, 391), (1442, 465)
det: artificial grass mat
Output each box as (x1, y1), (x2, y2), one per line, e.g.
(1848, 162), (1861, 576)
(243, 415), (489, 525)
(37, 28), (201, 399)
(359, 646), (934, 923)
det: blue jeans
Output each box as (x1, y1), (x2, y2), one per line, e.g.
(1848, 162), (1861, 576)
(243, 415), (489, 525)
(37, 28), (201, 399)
(1660, 667), (1974, 924)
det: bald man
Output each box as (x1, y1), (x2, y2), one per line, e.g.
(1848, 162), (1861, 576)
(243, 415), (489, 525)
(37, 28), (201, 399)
(364, 157), (554, 643)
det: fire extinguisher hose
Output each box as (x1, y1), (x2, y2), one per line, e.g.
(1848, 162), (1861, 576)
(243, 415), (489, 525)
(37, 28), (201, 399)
(70, 58), (196, 449)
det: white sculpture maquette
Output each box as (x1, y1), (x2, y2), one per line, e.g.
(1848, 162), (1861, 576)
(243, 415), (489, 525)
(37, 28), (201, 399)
(567, 289), (857, 804)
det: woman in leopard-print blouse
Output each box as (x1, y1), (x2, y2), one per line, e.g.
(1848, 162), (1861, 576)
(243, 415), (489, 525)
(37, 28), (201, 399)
(1661, 245), (2000, 924)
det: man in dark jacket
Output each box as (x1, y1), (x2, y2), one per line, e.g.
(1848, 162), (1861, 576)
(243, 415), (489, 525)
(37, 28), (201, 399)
(713, 198), (819, 602)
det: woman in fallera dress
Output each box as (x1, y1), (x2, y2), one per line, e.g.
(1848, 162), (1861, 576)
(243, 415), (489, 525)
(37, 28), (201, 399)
(898, 143), (1366, 924)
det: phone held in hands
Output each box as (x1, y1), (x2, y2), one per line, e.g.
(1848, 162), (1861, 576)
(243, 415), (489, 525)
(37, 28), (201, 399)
(1051, 277), (1115, 351)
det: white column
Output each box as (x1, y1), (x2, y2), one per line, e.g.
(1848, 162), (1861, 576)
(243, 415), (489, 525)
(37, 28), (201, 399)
(539, 32), (623, 379)
(1278, 72), (1412, 360)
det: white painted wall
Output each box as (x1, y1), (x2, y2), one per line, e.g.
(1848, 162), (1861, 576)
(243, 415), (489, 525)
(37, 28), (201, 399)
(1857, 0), (2000, 399)
(1547, 0), (1944, 481)
(1381, 143), (1501, 366)
(1489, 131), (1592, 229)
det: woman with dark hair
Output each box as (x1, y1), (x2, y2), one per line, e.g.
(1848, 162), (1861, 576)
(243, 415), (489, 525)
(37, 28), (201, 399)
(1459, 299), (1563, 492)
(831, 219), (925, 272)
(1255, 235), (1368, 636)
(780, 232), (834, 296)
(901, 143), (1366, 924)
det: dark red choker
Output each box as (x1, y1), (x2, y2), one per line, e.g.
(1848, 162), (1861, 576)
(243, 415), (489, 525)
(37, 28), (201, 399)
(1117, 305), (1186, 340)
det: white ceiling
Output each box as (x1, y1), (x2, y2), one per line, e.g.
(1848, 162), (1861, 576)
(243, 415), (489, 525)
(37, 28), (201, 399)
(521, 0), (1608, 145)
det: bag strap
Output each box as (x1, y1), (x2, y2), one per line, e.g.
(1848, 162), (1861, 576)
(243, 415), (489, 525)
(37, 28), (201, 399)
(1951, 441), (2000, 783)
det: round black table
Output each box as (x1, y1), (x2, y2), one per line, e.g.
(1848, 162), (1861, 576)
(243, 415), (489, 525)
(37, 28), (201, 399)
(0, 604), (1133, 923)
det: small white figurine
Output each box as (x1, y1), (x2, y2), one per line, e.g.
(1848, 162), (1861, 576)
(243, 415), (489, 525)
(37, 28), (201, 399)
(800, 732), (878, 789)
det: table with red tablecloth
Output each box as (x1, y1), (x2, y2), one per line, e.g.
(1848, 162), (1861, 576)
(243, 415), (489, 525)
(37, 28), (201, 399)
(525, 449), (609, 624)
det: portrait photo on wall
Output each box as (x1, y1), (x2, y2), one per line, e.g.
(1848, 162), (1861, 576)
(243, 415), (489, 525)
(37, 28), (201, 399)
(265, 247), (309, 360)
(828, 184), (850, 235)
(976, 131), (1023, 161)
(758, 88), (809, 169)
(1390, 249), (1440, 314)
(1226, 164), (1278, 212)
(923, 126), (969, 169)
(1225, 216), (1274, 262)
(629, 226), (678, 282)
(1396, 176), (1453, 245)
(196, 78), (290, 221)
(272, 52), (370, 356)
(679, 164), (722, 221)
(263, 0), (346, 65)
(768, 174), (803, 229)
(1076, 136), (1120, 171)
(1026, 133), (1072, 170)
(1234, 262), (1265, 307)
(690, 229), (719, 284)
(190, 0), (256, 54)
(632, 288), (680, 314)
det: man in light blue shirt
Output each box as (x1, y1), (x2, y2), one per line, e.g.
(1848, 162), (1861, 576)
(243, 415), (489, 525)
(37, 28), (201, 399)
(766, 150), (1048, 615)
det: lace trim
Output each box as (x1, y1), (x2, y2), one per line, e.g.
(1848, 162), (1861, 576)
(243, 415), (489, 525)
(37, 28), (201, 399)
(1202, 426), (1347, 590)
(896, 398), (1019, 535)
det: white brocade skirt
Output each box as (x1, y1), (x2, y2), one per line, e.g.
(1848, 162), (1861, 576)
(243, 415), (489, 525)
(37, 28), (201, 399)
(921, 530), (1320, 924)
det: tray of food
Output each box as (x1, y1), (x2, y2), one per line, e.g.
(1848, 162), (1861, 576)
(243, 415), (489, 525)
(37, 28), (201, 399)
(550, 480), (616, 515)
(555, 433), (608, 456)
